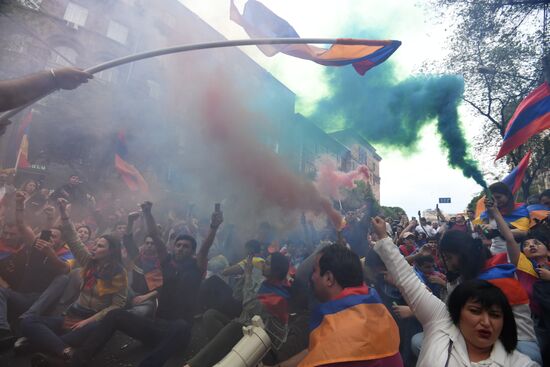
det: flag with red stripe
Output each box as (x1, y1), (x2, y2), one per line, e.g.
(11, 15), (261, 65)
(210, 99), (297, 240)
(115, 130), (149, 192)
(230, 0), (401, 76)
(496, 82), (550, 159)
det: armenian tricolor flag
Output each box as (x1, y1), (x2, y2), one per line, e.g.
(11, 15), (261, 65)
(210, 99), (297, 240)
(230, 0), (401, 76)
(527, 203), (550, 226)
(257, 281), (290, 324)
(480, 253), (529, 306)
(0, 241), (24, 261)
(299, 285), (400, 367)
(501, 150), (531, 195)
(14, 110), (33, 169)
(55, 244), (76, 269)
(115, 130), (149, 193)
(480, 203), (530, 231)
(496, 82), (550, 160)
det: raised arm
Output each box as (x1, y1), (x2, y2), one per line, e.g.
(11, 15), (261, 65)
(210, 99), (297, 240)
(485, 199), (521, 266)
(57, 198), (91, 268)
(0, 68), (92, 112)
(371, 217), (448, 327)
(15, 191), (36, 245)
(123, 212), (141, 260)
(140, 202), (167, 262)
(196, 208), (224, 275)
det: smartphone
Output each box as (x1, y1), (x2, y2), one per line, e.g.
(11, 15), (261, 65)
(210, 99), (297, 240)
(39, 230), (52, 242)
(215, 203), (221, 212)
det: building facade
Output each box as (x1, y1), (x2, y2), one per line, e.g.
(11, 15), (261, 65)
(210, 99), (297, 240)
(1, 0), (382, 200)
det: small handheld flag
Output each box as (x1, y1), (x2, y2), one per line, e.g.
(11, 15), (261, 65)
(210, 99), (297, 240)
(501, 150), (531, 195)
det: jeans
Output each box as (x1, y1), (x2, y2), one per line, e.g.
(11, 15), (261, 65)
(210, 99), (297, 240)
(20, 315), (98, 356)
(187, 315), (243, 367)
(75, 309), (191, 367)
(0, 274), (69, 331)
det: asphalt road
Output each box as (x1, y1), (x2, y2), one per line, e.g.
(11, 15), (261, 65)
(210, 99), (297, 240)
(0, 321), (208, 367)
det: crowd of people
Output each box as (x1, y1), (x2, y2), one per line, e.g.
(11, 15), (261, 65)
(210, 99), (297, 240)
(0, 166), (548, 367)
(0, 66), (549, 367)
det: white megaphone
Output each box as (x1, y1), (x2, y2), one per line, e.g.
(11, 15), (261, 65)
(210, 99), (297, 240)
(214, 315), (272, 367)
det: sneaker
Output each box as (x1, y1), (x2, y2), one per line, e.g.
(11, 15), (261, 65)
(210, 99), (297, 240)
(14, 336), (31, 355)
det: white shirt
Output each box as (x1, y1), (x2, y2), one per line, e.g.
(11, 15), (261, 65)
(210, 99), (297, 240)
(416, 224), (437, 238)
(374, 237), (538, 367)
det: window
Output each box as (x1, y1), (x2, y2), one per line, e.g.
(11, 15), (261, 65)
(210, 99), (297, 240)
(48, 46), (77, 67)
(162, 12), (176, 29)
(146, 80), (160, 99)
(63, 2), (88, 27)
(107, 20), (128, 44)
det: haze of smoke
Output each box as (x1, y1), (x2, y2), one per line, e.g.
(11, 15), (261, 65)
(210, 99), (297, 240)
(312, 65), (487, 188)
(195, 76), (344, 230)
(314, 155), (369, 201)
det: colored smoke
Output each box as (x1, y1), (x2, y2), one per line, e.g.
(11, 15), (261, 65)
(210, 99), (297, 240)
(314, 155), (370, 200)
(198, 79), (344, 230)
(312, 62), (487, 189)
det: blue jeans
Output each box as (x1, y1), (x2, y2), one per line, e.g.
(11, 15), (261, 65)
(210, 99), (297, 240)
(20, 315), (98, 356)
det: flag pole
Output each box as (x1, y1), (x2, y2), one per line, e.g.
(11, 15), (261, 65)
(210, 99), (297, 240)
(0, 37), (374, 125)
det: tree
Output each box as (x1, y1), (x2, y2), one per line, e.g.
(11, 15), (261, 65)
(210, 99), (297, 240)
(429, 0), (549, 197)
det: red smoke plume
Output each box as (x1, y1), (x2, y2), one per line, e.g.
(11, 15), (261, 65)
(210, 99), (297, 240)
(314, 155), (370, 200)
(200, 83), (344, 230)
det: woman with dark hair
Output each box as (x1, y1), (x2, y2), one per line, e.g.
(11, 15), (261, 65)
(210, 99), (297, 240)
(21, 198), (127, 365)
(19, 179), (38, 200)
(481, 182), (529, 254)
(438, 220), (541, 363)
(371, 217), (537, 366)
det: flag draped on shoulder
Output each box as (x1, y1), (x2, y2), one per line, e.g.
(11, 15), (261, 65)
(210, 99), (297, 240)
(257, 281), (290, 324)
(480, 203), (530, 231)
(480, 253), (529, 306)
(115, 130), (149, 193)
(501, 150), (531, 194)
(299, 285), (400, 367)
(496, 82), (550, 159)
(55, 245), (76, 269)
(526, 203), (550, 226)
(230, 0), (401, 76)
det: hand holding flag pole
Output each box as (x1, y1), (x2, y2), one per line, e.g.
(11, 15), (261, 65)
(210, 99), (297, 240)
(0, 37), (399, 126)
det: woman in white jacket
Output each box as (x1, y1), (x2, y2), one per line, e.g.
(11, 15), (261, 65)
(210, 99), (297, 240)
(370, 217), (538, 367)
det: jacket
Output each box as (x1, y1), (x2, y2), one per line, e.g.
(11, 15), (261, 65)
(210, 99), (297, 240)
(374, 237), (538, 367)
(61, 219), (127, 321)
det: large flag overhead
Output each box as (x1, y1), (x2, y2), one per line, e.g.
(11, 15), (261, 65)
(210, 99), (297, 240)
(230, 0), (401, 76)
(115, 130), (149, 193)
(501, 150), (531, 195)
(496, 82), (550, 159)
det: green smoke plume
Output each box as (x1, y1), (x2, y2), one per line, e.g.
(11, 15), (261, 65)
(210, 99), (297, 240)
(310, 62), (487, 189)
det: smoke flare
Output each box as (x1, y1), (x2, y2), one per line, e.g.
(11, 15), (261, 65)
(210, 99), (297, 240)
(313, 67), (487, 189)
(314, 155), (370, 200)
(199, 80), (344, 230)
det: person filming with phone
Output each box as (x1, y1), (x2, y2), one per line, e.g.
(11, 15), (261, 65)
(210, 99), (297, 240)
(0, 192), (74, 348)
